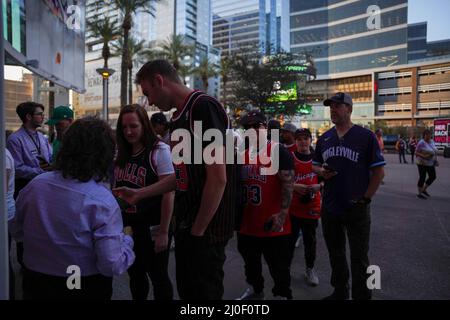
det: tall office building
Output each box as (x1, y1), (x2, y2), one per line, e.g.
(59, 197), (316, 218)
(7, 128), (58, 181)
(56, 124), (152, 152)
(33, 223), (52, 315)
(290, 0), (409, 77)
(149, 0), (212, 46)
(407, 22), (427, 61)
(212, 0), (288, 56)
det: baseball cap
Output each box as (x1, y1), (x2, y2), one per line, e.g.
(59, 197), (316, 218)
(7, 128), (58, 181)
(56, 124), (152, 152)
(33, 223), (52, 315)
(295, 128), (312, 139)
(151, 112), (168, 126)
(46, 106), (74, 125)
(281, 122), (297, 134)
(240, 110), (267, 128)
(323, 92), (353, 107)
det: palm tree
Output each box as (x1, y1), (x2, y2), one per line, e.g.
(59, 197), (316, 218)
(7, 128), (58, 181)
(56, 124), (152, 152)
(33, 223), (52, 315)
(113, 0), (158, 107)
(159, 34), (194, 71)
(86, 15), (120, 68)
(112, 36), (146, 104)
(177, 64), (193, 85)
(219, 56), (232, 107)
(192, 57), (218, 93)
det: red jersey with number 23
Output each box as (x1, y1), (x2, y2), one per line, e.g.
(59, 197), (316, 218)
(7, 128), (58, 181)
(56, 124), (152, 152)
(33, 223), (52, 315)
(239, 142), (291, 237)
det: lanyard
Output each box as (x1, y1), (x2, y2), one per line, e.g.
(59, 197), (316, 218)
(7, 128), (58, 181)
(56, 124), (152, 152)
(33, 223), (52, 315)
(25, 129), (41, 155)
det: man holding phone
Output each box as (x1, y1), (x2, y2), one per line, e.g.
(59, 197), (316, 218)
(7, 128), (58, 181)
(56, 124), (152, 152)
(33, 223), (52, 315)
(313, 92), (385, 300)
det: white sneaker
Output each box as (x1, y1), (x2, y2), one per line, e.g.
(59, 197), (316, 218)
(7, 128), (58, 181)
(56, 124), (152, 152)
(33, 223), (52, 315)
(236, 287), (265, 300)
(305, 268), (319, 286)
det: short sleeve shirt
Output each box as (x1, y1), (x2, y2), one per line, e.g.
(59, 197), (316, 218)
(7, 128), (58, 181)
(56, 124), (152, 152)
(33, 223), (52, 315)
(313, 125), (385, 215)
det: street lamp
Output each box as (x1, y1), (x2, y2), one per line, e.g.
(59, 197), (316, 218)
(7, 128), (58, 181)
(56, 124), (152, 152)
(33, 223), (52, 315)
(96, 67), (115, 123)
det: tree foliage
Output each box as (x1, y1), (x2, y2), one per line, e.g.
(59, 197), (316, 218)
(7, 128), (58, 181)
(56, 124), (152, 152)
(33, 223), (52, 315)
(228, 50), (316, 118)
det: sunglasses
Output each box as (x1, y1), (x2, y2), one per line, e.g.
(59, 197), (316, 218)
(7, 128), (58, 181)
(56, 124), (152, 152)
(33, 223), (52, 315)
(33, 112), (44, 116)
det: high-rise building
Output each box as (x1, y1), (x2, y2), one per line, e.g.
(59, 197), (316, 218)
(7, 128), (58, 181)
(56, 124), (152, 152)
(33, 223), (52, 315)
(408, 22), (427, 61)
(212, 0), (289, 104)
(212, 0), (288, 56)
(290, 0), (409, 77)
(148, 0), (219, 98)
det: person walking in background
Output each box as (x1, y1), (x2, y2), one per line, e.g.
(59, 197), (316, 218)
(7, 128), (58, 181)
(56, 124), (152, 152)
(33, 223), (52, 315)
(409, 136), (418, 164)
(415, 129), (438, 199)
(9, 117), (135, 300)
(396, 135), (408, 164)
(45, 105), (74, 163)
(114, 105), (175, 300)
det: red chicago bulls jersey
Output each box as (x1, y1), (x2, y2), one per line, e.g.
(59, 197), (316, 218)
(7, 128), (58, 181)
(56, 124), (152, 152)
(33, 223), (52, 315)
(239, 142), (291, 237)
(289, 152), (321, 219)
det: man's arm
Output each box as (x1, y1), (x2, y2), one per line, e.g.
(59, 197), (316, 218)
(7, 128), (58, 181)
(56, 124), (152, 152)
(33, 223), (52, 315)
(154, 185), (175, 253)
(270, 169), (294, 232)
(112, 174), (176, 205)
(365, 166), (384, 199)
(190, 153), (227, 236)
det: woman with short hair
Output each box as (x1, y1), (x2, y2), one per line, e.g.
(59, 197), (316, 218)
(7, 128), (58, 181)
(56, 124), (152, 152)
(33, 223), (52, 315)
(10, 117), (135, 300)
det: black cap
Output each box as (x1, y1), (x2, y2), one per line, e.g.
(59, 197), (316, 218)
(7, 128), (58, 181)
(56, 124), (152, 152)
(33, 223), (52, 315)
(324, 92), (353, 107)
(240, 110), (267, 127)
(295, 128), (312, 139)
(151, 112), (168, 126)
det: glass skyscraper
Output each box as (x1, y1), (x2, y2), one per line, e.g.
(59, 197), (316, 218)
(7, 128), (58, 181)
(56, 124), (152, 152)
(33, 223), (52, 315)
(212, 0), (289, 56)
(290, 0), (408, 76)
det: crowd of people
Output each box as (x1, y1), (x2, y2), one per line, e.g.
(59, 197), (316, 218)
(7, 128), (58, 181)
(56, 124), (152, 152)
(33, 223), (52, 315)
(4, 59), (439, 300)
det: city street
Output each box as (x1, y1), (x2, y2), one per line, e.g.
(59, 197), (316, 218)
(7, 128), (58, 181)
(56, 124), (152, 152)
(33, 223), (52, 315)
(10, 153), (450, 300)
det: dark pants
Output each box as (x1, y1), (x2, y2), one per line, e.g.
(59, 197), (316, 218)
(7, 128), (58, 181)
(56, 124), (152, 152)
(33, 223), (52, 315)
(417, 165), (436, 188)
(410, 147), (416, 163)
(8, 233), (15, 300)
(321, 203), (371, 300)
(175, 228), (227, 300)
(22, 268), (113, 300)
(399, 150), (407, 163)
(237, 233), (292, 299)
(128, 225), (173, 300)
(288, 216), (318, 269)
